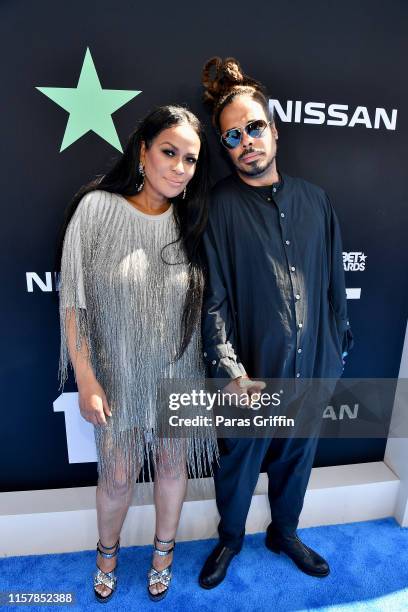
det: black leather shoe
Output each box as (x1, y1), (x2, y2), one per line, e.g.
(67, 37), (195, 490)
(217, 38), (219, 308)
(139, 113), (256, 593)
(265, 530), (330, 577)
(198, 543), (238, 589)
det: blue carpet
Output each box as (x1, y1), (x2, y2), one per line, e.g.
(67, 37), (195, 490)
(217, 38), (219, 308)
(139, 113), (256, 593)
(1, 518), (407, 611)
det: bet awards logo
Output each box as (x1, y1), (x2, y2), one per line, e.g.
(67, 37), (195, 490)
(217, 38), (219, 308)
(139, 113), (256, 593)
(269, 99), (397, 130)
(343, 252), (367, 272)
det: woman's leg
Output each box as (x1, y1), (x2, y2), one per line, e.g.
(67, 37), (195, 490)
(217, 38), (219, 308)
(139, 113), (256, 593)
(149, 442), (188, 596)
(94, 430), (141, 599)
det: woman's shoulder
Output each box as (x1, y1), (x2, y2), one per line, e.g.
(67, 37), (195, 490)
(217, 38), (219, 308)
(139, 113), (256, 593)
(78, 189), (111, 207)
(77, 189), (122, 220)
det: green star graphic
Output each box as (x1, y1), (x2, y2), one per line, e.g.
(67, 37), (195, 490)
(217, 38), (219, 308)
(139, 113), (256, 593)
(36, 47), (141, 152)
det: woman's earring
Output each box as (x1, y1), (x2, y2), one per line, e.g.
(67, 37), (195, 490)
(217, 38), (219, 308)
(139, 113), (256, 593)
(137, 162), (145, 192)
(182, 186), (187, 200)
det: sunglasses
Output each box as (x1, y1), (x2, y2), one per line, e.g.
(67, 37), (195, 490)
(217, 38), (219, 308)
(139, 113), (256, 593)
(220, 119), (271, 150)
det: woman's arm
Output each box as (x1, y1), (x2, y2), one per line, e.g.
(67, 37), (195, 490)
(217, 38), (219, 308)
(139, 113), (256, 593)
(65, 307), (94, 386)
(65, 307), (112, 426)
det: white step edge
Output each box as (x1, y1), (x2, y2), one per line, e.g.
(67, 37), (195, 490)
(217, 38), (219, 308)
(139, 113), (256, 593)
(0, 461), (401, 557)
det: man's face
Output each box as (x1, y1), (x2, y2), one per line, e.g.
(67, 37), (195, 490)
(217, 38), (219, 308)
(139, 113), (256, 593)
(218, 96), (278, 179)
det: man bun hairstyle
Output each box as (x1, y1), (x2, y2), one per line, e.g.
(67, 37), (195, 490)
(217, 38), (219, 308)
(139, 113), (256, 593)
(201, 56), (273, 130)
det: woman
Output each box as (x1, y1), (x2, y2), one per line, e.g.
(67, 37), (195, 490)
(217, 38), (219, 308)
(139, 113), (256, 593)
(57, 105), (217, 602)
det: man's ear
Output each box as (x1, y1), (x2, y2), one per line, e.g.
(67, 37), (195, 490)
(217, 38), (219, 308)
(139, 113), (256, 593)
(271, 121), (278, 140)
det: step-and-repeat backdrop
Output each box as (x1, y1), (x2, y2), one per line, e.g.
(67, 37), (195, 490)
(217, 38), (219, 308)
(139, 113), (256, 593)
(1, 1), (407, 491)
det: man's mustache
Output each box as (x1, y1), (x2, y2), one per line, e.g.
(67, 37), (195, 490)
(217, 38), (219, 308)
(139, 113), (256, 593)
(238, 148), (264, 161)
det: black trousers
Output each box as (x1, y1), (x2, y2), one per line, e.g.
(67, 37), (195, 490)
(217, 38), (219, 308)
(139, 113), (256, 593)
(214, 431), (321, 552)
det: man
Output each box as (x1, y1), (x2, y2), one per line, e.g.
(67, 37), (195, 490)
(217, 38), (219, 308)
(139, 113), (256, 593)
(198, 57), (353, 589)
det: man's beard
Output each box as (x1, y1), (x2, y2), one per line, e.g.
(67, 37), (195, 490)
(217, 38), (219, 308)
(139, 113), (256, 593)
(236, 152), (275, 177)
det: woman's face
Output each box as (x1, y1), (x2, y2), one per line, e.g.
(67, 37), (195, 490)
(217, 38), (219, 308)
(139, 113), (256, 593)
(140, 123), (201, 199)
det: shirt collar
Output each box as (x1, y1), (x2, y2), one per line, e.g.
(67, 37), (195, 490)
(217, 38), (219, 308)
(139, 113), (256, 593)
(232, 169), (284, 198)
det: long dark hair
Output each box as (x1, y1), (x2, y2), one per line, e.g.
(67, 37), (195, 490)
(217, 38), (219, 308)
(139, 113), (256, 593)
(55, 105), (210, 359)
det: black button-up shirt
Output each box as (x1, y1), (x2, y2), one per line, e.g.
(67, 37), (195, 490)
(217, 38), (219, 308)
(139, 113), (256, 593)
(201, 171), (354, 380)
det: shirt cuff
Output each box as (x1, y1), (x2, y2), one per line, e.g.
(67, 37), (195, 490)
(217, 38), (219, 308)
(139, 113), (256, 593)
(215, 357), (247, 379)
(203, 342), (247, 379)
(335, 317), (354, 354)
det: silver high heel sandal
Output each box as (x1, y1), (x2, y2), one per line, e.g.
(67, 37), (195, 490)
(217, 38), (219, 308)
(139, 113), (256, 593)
(93, 538), (120, 603)
(147, 535), (175, 602)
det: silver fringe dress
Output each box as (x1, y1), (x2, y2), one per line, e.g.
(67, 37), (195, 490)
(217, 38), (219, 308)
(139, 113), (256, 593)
(58, 190), (217, 492)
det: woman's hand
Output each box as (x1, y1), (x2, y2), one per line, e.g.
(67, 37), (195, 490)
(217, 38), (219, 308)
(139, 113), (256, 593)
(77, 373), (112, 426)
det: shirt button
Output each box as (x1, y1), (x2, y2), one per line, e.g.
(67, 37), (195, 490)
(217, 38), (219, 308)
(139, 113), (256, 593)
(298, 348), (302, 353)
(273, 187), (277, 193)
(266, 197), (272, 202)
(298, 322), (303, 328)
(280, 212), (285, 218)
(279, 389), (284, 394)
(295, 294), (301, 300)
(296, 373), (300, 378)
(290, 266), (296, 272)
(211, 360), (216, 365)
(203, 352), (207, 357)
(285, 240), (290, 245)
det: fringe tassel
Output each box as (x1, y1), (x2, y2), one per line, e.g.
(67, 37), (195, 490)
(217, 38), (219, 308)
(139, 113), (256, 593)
(58, 190), (218, 491)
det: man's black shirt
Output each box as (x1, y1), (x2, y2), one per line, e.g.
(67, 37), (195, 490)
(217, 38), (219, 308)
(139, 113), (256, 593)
(201, 172), (354, 379)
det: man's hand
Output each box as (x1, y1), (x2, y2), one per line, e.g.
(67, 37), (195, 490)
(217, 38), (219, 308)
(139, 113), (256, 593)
(222, 375), (266, 408)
